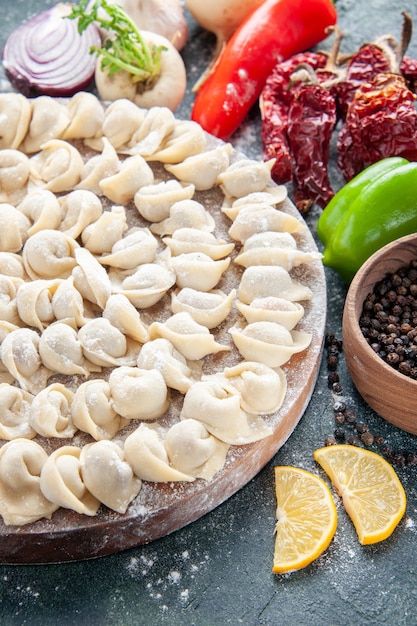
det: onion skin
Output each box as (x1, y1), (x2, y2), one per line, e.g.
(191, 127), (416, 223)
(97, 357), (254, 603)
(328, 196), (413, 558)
(2, 2), (102, 98)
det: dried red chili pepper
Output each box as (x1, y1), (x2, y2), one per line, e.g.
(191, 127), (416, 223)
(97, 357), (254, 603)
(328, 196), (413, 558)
(287, 80), (337, 211)
(260, 51), (327, 184)
(400, 55), (417, 92)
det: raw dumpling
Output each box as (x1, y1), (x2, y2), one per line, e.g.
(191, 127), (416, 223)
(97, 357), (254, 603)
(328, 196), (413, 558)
(78, 317), (141, 367)
(102, 294), (149, 344)
(134, 179), (195, 222)
(76, 138), (120, 195)
(39, 445), (100, 516)
(163, 228), (235, 260)
(150, 120), (206, 164)
(124, 423), (194, 482)
(110, 260), (176, 308)
(22, 230), (79, 280)
(180, 379), (272, 444)
(127, 106), (176, 158)
(29, 139), (84, 193)
(17, 189), (62, 236)
(51, 276), (88, 327)
(71, 379), (128, 440)
(1, 327), (51, 394)
(171, 253), (230, 291)
(86, 98), (145, 151)
(235, 297), (305, 329)
(58, 189), (103, 239)
(98, 228), (158, 270)
(228, 205), (305, 243)
(38, 321), (91, 376)
(217, 158), (275, 198)
(0, 149), (30, 205)
(0, 93), (31, 150)
(0, 384), (35, 440)
(234, 231), (322, 269)
(0, 203), (31, 253)
(165, 143), (233, 190)
(99, 154), (154, 204)
(62, 91), (105, 140)
(229, 321), (312, 367)
(221, 361), (287, 414)
(0, 439), (58, 525)
(238, 266), (313, 304)
(136, 337), (196, 394)
(150, 199), (215, 236)
(108, 366), (169, 420)
(20, 96), (70, 154)
(72, 247), (112, 310)
(29, 383), (76, 438)
(0, 252), (26, 279)
(0, 274), (24, 326)
(80, 440), (142, 513)
(171, 287), (236, 329)
(149, 312), (229, 360)
(165, 419), (229, 480)
(81, 205), (128, 254)
(15, 278), (63, 331)
(221, 187), (288, 221)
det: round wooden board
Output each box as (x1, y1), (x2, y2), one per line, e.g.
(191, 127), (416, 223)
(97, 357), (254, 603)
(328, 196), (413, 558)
(0, 131), (326, 564)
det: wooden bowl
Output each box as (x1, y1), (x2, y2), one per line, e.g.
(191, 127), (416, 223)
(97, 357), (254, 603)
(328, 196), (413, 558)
(342, 233), (417, 435)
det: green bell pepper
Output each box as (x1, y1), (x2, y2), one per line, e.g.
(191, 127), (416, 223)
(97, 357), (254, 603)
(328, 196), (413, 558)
(318, 160), (417, 283)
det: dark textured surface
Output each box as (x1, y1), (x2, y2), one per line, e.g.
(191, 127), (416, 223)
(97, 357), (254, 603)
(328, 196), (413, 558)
(1, 1), (417, 624)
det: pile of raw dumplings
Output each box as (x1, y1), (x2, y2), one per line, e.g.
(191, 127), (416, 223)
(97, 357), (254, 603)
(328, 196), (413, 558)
(0, 91), (322, 526)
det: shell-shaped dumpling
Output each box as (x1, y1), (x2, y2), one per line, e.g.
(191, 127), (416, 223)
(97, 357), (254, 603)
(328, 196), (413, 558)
(108, 366), (169, 420)
(0, 439), (58, 525)
(180, 379), (272, 444)
(51, 276), (88, 327)
(229, 321), (312, 368)
(134, 179), (195, 222)
(150, 199), (215, 236)
(1, 328), (51, 394)
(163, 228), (235, 260)
(172, 252), (230, 291)
(62, 91), (105, 140)
(76, 138), (120, 195)
(20, 96), (70, 154)
(103, 294), (149, 344)
(98, 227), (158, 270)
(234, 231), (322, 269)
(80, 440), (142, 513)
(0, 203), (31, 253)
(136, 337), (196, 394)
(38, 321), (91, 376)
(165, 419), (229, 480)
(222, 361), (287, 414)
(171, 287), (236, 329)
(99, 154), (154, 204)
(72, 247), (112, 310)
(71, 379), (128, 440)
(127, 106), (176, 158)
(148, 312), (229, 360)
(0, 384), (35, 440)
(22, 230), (79, 280)
(86, 98), (145, 151)
(0, 274), (24, 326)
(29, 139), (84, 193)
(124, 423), (194, 483)
(17, 189), (62, 236)
(238, 266), (313, 304)
(0, 149), (30, 205)
(110, 260), (176, 308)
(58, 189), (103, 240)
(15, 278), (63, 331)
(0, 93), (31, 150)
(149, 120), (206, 164)
(165, 143), (233, 190)
(81, 205), (128, 255)
(29, 383), (76, 438)
(228, 206), (305, 243)
(0, 252), (27, 279)
(78, 317), (141, 367)
(221, 187), (288, 221)
(39, 445), (100, 516)
(217, 158), (275, 198)
(235, 297), (305, 329)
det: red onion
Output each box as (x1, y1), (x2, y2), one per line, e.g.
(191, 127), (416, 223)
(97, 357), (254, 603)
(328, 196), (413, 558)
(2, 3), (102, 97)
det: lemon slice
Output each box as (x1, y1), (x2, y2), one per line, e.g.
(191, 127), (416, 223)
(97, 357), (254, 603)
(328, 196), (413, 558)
(273, 466), (337, 573)
(314, 445), (406, 545)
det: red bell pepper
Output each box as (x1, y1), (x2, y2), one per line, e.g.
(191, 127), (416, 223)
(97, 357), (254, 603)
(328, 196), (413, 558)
(191, 0), (337, 140)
